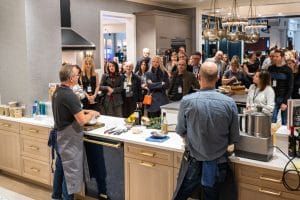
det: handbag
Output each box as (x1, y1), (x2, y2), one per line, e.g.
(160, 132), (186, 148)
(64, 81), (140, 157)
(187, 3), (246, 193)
(143, 93), (152, 105)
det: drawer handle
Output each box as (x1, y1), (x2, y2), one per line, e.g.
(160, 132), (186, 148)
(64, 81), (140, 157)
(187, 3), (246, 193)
(139, 151), (155, 157)
(139, 161), (155, 167)
(259, 175), (282, 183)
(28, 128), (39, 133)
(258, 188), (281, 196)
(30, 167), (40, 173)
(28, 145), (40, 151)
(83, 138), (122, 149)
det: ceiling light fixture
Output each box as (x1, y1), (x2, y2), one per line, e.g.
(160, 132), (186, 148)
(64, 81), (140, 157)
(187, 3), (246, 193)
(202, 0), (227, 41)
(222, 0), (248, 42)
(244, 0), (267, 43)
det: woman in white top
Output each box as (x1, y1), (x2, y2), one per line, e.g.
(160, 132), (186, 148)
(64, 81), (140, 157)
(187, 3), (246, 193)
(247, 70), (275, 114)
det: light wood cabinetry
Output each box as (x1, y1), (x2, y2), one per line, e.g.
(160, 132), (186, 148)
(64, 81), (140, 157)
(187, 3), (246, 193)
(0, 119), (20, 175)
(235, 163), (300, 200)
(173, 152), (183, 191)
(136, 10), (192, 57)
(124, 143), (175, 200)
(20, 123), (51, 185)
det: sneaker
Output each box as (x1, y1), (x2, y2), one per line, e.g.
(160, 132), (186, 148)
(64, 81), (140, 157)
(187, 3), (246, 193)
(99, 193), (110, 200)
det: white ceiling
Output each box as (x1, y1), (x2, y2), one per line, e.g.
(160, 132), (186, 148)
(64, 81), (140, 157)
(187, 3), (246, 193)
(127, 0), (300, 17)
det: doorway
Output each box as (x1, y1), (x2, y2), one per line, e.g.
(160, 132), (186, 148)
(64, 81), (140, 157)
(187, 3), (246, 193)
(100, 11), (136, 74)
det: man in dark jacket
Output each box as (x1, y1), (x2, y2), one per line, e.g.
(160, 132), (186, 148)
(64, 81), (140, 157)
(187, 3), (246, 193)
(168, 59), (200, 101)
(268, 49), (294, 125)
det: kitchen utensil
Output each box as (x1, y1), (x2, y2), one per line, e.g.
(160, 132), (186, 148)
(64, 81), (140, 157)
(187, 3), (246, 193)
(104, 126), (117, 134)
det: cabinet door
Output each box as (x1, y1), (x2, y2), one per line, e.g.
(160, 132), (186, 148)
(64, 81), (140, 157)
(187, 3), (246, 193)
(0, 129), (20, 175)
(125, 157), (173, 200)
(238, 182), (299, 200)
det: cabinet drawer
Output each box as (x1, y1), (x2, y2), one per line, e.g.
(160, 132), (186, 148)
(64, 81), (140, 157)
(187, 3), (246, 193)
(174, 152), (183, 168)
(20, 135), (50, 162)
(238, 182), (299, 200)
(21, 156), (51, 185)
(236, 163), (300, 196)
(20, 123), (49, 140)
(125, 143), (173, 166)
(0, 119), (19, 132)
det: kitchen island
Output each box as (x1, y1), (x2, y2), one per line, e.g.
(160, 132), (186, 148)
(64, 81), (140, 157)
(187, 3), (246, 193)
(0, 114), (299, 200)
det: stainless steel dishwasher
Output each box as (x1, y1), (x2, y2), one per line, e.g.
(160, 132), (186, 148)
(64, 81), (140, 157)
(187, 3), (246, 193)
(84, 135), (124, 200)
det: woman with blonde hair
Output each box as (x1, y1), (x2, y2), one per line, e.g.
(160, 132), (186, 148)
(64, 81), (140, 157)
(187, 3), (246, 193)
(81, 57), (101, 112)
(144, 56), (169, 118)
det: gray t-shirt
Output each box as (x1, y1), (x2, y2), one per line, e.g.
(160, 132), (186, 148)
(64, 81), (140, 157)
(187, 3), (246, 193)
(223, 69), (244, 83)
(52, 86), (82, 131)
(176, 89), (240, 161)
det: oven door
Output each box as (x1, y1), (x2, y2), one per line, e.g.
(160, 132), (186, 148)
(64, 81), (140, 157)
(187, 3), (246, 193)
(84, 135), (124, 200)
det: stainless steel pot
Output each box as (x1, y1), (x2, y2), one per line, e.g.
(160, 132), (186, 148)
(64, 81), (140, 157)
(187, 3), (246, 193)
(251, 111), (272, 138)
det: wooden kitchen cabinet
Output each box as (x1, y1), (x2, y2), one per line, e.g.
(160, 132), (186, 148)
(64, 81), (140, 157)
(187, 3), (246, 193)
(20, 123), (51, 185)
(124, 143), (174, 200)
(0, 119), (20, 175)
(235, 163), (300, 200)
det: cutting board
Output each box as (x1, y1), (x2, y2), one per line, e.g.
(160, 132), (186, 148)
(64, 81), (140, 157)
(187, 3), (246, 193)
(83, 122), (105, 131)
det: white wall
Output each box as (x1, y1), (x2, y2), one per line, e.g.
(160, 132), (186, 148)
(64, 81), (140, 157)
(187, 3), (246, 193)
(0, 0), (61, 115)
(295, 31), (300, 53)
(70, 0), (173, 69)
(0, 0), (29, 108)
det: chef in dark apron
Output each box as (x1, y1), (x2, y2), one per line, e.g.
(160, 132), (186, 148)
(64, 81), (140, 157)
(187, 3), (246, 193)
(51, 64), (100, 200)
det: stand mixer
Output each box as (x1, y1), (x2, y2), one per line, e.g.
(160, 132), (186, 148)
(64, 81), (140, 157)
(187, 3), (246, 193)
(235, 108), (274, 162)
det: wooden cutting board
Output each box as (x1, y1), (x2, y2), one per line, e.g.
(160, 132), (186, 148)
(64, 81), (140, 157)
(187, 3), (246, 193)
(83, 122), (105, 131)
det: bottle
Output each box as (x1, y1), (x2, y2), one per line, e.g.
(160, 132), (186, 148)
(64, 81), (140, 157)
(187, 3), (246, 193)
(161, 112), (168, 134)
(288, 126), (296, 157)
(134, 103), (142, 125)
(32, 101), (39, 117)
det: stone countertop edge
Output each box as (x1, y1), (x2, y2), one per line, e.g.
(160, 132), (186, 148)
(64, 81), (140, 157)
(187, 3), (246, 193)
(0, 115), (298, 172)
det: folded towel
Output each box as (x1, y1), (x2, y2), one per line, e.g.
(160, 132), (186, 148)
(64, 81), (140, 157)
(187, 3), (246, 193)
(201, 160), (219, 187)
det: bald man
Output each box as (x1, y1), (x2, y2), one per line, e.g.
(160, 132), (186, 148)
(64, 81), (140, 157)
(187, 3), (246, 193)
(173, 62), (240, 200)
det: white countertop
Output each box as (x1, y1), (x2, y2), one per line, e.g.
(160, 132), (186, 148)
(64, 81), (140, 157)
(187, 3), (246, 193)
(0, 115), (54, 128)
(1, 114), (299, 172)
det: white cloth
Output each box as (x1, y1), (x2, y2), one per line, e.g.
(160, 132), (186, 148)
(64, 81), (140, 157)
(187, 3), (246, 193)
(247, 84), (275, 114)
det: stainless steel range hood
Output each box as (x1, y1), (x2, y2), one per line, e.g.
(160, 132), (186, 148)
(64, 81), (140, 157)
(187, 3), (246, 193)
(61, 0), (95, 51)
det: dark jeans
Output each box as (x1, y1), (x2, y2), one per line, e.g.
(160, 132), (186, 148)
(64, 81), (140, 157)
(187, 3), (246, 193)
(272, 97), (287, 125)
(52, 145), (74, 200)
(174, 156), (234, 200)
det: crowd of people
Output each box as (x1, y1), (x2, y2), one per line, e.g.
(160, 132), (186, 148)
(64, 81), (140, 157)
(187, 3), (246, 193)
(69, 46), (300, 125)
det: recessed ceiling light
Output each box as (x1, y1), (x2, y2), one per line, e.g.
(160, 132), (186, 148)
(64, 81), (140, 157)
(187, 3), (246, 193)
(278, 12), (282, 16)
